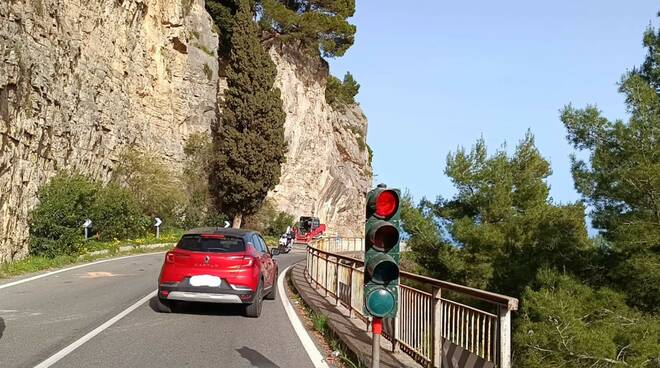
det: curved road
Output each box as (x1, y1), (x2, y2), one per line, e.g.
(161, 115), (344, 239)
(0, 251), (312, 368)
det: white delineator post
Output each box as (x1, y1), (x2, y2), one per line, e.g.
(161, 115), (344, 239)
(82, 219), (92, 240)
(154, 217), (162, 239)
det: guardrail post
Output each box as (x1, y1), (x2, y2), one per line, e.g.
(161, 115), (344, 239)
(335, 257), (340, 306)
(431, 286), (442, 367)
(348, 262), (355, 318)
(324, 254), (329, 296)
(498, 305), (512, 368)
(392, 284), (400, 353)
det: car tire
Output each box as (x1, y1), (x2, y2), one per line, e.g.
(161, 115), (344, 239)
(155, 297), (176, 313)
(245, 281), (263, 318)
(264, 275), (277, 301)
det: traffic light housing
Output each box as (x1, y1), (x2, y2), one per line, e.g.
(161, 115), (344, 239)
(363, 185), (401, 318)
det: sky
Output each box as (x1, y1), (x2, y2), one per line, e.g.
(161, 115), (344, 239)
(328, 1), (659, 207)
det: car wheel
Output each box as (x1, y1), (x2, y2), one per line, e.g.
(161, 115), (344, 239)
(245, 280), (263, 318)
(265, 274), (277, 301)
(155, 297), (176, 313)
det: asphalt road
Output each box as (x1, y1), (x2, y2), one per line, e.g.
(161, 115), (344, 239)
(0, 251), (312, 368)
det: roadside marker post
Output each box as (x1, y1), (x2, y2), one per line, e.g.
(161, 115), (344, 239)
(82, 219), (92, 240)
(154, 217), (162, 239)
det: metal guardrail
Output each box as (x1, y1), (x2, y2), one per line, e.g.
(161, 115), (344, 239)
(305, 238), (518, 368)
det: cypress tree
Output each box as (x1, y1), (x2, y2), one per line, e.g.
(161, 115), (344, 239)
(210, 0), (287, 228)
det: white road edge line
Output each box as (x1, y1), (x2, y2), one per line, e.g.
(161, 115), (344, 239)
(0, 252), (166, 290)
(278, 265), (330, 368)
(33, 290), (157, 368)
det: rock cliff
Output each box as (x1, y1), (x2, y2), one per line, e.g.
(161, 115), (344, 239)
(268, 45), (371, 238)
(0, 0), (370, 262)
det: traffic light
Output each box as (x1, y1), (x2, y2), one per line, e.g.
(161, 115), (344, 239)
(363, 185), (401, 318)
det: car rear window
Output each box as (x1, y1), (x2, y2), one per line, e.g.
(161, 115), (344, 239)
(177, 235), (245, 253)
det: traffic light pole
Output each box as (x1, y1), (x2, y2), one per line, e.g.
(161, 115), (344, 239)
(371, 317), (383, 368)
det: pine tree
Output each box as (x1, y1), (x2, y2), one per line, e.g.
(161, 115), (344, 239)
(561, 16), (660, 313)
(210, 0), (287, 228)
(260, 0), (356, 57)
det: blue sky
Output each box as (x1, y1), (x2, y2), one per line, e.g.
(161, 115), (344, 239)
(329, 1), (659, 206)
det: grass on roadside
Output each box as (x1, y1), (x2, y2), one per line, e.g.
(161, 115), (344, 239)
(81, 228), (184, 253)
(0, 245), (173, 279)
(0, 231), (181, 280)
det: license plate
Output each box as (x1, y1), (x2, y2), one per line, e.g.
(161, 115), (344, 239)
(189, 275), (221, 287)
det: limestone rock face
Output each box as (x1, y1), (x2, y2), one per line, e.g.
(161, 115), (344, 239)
(267, 46), (371, 238)
(0, 1), (371, 262)
(0, 0), (219, 262)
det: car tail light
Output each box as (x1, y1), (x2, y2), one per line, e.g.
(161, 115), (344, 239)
(241, 256), (255, 267)
(160, 290), (170, 297)
(165, 252), (175, 264)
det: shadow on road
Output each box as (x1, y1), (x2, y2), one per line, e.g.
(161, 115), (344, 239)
(236, 346), (280, 368)
(0, 317), (5, 340)
(148, 297), (246, 317)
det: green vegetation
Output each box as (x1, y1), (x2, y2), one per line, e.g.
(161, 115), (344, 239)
(203, 63), (213, 80)
(559, 23), (660, 314)
(194, 43), (215, 57)
(28, 165), (191, 259)
(243, 199), (295, 236)
(209, 0), (286, 228)
(29, 173), (149, 257)
(29, 173), (98, 257)
(181, 133), (226, 228)
(366, 144), (373, 166)
(402, 16), (660, 367)
(326, 72), (360, 109)
(514, 270), (659, 368)
(207, 0), (356, 58)
(113, 149), (186, 228)
(260, 0), (356, 58)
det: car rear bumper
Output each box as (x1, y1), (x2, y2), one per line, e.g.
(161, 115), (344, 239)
(159, 278), (256, 304)
(166, 291), (243, 304)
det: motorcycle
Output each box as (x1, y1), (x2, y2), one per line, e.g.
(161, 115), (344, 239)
(278, 234), (293, 254)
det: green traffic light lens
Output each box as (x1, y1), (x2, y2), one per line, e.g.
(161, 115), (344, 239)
(365, 288), (395, 317)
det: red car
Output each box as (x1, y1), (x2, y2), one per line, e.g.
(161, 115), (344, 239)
(156, 228), (279, 318)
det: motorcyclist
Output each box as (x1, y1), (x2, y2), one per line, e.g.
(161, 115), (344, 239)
(285, 226), (293, 250)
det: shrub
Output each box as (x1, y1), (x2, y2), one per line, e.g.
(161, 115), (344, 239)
(113, 149), (186, 228)
(515, 269), (660, 367)
(325, 72), (360, 109)
(89, 184), (148, 241)
(29, 173), (98, 257)
(243, 200), (278, 234)
(243, 200), (295, 236)
(267, 211), (295, 236)
(29, 172), (150, 256)
(180, 133), (219, 228)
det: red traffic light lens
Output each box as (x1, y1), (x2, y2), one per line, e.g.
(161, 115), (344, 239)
(375, 190), (398, 218)
(369, 223), (399, 251)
